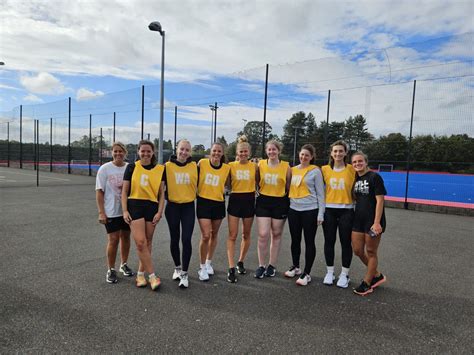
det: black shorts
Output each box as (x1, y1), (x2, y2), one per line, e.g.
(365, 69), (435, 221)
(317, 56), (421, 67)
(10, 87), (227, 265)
(104, 216), (130, 234)
(227, 192), (255, 218)
(128, 199), (159, 222)
(255, 194), (289, 220)
(196, 196), (226, 220)
(352, 211), (386, 234)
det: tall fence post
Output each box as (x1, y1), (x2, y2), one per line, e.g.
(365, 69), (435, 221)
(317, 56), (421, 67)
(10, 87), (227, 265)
(7, 122), (10, 167)
(68, 97), (71, 174)
(113, 112), (116, 142)
(141, 85), (145, 140)
(89, 114), (92, 177)
(213, 102), (218, 142)
(262, 63), (269, 158)
(33, 119), (37, 171)
(324, 90), (331, 155)
(404, 80), (417, 209)
(174, 106), (177, 154)
(50, 118), (53, 172)
(20, 105), (23, 168)
(100, 127), (103, 166)
(36, 120), (39, 187)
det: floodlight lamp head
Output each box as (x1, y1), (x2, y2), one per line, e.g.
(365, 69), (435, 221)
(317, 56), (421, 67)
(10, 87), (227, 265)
(149, 21), (164, 35)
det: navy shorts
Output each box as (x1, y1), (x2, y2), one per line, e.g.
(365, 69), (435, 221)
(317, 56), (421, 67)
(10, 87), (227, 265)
(255, 194), (289, 220)
(227, 193), (255, 218)
(196, 196), (226, 220)
(128, 199), (159, 222)
(104, 216), (130, 234)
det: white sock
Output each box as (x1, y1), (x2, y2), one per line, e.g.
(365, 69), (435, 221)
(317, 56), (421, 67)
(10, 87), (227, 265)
(326, 266), (334, 273)
(120, 262), (127, 267)
(109, 267), (115, 271)
(137, 271), (144, 276)
(205, 259), (212, 265)
(148, 273), (156, 279)
(175, 265), (182, 271)
(341, 267), (350, 275)
(200, 264), (206, 270)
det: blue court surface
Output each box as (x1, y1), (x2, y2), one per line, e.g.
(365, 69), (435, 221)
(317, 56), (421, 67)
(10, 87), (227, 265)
(379, 171), (474, 204)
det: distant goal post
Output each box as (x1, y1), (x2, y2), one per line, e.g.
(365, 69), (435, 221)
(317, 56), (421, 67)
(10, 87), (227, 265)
(378, 164), (394, 172)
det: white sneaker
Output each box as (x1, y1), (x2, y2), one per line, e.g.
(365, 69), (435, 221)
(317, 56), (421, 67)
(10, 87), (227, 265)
(172, 267), (182, 281)
(284, 266), (302, 278)
(296, 274), (311, 286)
(323, 271), (335, 285)
(336, 273), (350, 288)
(198, 267), (209, 281)
(206, 263), (215, 275)
(179, 273), (189, 288)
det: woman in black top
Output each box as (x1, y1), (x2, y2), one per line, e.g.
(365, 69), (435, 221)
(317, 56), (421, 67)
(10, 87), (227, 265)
(351, 151), (387, 296)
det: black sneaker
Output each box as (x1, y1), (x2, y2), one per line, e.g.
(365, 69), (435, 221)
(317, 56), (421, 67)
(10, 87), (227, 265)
(227, 268), (237, 283)
(264, 264), (276, 277)
(119, 263), (135, 277)
(254, 266), (266, 279)
(370, 273), (386, 289)
(353, 281), (373, 296)
(106, 269), (118, 284)
(236, 261), (247, 274)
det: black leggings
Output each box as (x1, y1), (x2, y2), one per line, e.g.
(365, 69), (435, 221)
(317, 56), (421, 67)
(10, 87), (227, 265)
(322, 208), (353, 268)
(288, 208), (319, 275)
(165, 201), (195, 272)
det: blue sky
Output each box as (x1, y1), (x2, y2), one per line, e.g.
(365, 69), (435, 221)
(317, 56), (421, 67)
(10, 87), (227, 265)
(0, 0), (472, 147)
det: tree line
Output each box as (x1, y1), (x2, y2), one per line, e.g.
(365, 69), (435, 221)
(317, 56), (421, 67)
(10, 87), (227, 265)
(1, 111), (472, 173)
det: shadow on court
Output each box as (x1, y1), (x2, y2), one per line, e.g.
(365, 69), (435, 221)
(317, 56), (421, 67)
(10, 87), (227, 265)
(0, 167), (472, 353)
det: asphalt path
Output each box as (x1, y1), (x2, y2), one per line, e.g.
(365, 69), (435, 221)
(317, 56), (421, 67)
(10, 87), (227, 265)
(0, 168), (473, 353)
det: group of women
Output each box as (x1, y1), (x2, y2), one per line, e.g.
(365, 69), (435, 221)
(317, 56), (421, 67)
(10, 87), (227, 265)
(95, 136), (387, 296)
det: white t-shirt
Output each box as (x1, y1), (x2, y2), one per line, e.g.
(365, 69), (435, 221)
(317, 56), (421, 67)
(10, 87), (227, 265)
(95, 161), (128, 218)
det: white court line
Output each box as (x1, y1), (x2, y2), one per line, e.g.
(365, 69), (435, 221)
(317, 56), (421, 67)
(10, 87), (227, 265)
(0, 170), (71, 181)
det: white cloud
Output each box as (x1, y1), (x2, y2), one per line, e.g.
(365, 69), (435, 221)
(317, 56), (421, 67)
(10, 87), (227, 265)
(19, 72), (66, 95)
(2, 0), (471, 81)
(0, 83), (21, 91)
(76, 87), (105, 101)
(23, 94), (44, 103)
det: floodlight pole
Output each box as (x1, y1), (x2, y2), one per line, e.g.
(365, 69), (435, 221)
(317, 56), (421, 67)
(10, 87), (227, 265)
(149, 21), (166, 164)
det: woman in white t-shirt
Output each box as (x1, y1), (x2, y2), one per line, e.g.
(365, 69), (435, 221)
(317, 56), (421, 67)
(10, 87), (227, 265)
(95, 142), (135, 284)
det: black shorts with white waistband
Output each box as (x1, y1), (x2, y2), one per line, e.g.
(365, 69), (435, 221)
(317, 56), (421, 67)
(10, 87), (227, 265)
(196, 196), (226, 220)
(255, 194), (290, 220)
(227, 192), (255, 218)
(128, 199), (159, 222)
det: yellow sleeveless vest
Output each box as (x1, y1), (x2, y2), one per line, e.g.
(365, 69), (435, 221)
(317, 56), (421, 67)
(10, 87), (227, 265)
(165, 161), (198, 203)
(197, 159), (230, 202)
(129, 161), (164, 202)
(289, 165), (317, 198)
(258, 159), (289, 197)
(321, 164), (355, 204)
(229, 161), (256, 193)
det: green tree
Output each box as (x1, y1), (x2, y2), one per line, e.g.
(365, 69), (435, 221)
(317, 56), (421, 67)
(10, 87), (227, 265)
(281, 111), (309, 157)
(71, 135), (102, 149)
(237, 120), (275, 158)
(343, 115), (374, 151)
(364, 133), (408, 167)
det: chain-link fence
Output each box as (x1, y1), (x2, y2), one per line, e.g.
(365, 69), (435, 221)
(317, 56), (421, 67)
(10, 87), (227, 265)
(0, 33), (472, 208)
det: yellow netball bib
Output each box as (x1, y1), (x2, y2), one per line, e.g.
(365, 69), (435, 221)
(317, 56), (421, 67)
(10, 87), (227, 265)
(129, 161), (164, 202)
(229, 161), (256, 193)
(258, 159), (289, 197)
(198, 159), (230, 202)
(165, 161), (198, 203)
(289, 165), (317, 198)
(321, 164), (355, 204)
